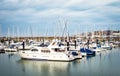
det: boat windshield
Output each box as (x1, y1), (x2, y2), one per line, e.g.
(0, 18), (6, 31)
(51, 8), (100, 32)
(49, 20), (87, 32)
(52, 48), (65, 52)
(31, 49), (38, 51)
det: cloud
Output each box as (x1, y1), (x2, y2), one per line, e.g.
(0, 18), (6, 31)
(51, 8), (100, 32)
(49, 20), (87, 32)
(0, 0), (120, 36)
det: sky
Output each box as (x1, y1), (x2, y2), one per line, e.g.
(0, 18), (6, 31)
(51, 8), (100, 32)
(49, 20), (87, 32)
(0, 0), (120, 37)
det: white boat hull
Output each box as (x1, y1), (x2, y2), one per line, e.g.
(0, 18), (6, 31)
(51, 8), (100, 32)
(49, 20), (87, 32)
(19, 51), (75, 61)
(4, 48), (17, 52)
(81, 52), (87, 57)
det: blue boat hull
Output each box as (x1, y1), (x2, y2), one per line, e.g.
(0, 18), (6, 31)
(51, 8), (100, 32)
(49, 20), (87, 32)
(80, 48), (96, 56)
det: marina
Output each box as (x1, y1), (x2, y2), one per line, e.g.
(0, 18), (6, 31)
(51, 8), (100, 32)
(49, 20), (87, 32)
(1, 26), (120, 76)
(0, 25), (120, 76)
(0, 0), (120, 76)
(0, 35), (119, 61)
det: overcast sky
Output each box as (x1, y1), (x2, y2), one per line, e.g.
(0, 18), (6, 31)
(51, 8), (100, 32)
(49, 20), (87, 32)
(0, 0), (120, 37)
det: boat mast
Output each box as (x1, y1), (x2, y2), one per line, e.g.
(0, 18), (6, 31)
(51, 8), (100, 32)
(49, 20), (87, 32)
(30, 25), (33, 40)
(17, 27), (19, 42)
(7, 27), (11, 46)
(64, 20), (69, 51)
(0, 24), (1, 38)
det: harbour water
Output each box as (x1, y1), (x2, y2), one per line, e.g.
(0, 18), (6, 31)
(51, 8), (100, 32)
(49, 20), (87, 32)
(0, 48), (120, 76)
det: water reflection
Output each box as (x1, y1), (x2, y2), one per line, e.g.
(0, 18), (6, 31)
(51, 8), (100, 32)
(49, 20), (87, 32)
(6, 52), (18, 60)
(86, 55), (95, 60)
(17, 60), (71, 76)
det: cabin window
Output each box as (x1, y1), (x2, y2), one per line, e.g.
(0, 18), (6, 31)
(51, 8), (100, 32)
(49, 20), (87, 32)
(22, 52), (25, 53)
(41, 50), (50, 53)
(53, 48), (65, 52)
(55, 48), (58, 51)
(31, 49), (38, 51)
